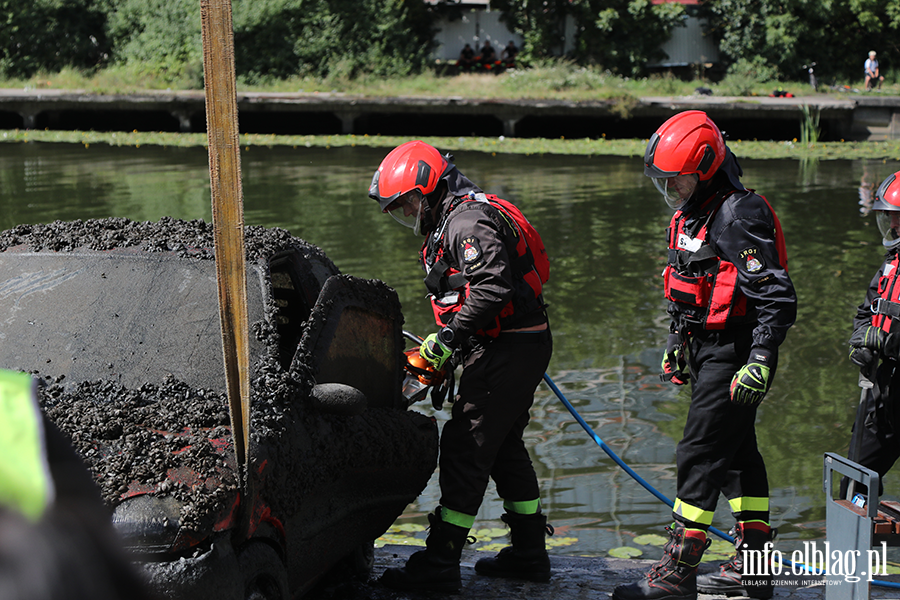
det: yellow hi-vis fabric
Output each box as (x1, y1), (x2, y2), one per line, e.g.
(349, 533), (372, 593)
(673, 497), (714, 527)
(0, 370), (54, 521)
(728, 496), (769, 514)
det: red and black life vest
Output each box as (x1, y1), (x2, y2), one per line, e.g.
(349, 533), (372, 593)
(870, 253), (900, 334)
(421, 192), (548, 337)
(664, 193), (787, 330)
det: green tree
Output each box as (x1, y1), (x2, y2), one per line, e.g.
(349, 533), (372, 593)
(100, 0), (437, 85)
(490, 0), (572, 63)
(101, 0), (203, 85)
(491, 0), (686, 76)
(573, 0), (687, 76)
(701, 0), (900, 82)
(0, 0), (109, 78)
(234, 0), (436, 81)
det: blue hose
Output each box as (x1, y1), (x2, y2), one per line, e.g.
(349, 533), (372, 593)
(542, 373), (900, 589)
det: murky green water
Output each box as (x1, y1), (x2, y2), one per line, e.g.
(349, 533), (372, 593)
(2, 141), (899, 558)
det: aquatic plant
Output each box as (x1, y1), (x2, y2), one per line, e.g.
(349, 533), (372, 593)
(799, 104), (821, 146)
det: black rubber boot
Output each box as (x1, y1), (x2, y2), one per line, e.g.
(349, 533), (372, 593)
(474, 511), (554, 582)
(697, 522), (776, 599)
(612, 524), (710, 600)
(380, 508), (470, 594)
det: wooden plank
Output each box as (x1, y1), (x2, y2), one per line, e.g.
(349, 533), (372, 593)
(199, 0), (250, 468)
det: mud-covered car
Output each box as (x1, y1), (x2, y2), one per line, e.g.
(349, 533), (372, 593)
(0, 217), (438, 600)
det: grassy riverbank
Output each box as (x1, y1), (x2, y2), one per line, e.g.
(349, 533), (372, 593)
(6, 62), (898, 102)
(4, 128), (900, 161)
(4, 62), (900, 160)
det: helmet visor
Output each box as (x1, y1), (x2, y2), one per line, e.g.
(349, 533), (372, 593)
(876, 209), (900, 249)
(385, 190), (426, 235)
(652, 174), (698, 210)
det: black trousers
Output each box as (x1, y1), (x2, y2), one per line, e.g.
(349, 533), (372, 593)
(675, 326), (772, 528)
(439, 329), (552, 517)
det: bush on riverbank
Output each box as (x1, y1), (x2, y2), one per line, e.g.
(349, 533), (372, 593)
(2, 0), (436, 85)
(2, 1), (898, 91)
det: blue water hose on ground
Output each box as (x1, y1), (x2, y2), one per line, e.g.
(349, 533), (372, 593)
(541, 373), (732, 542)
(542, 373), (900, 589)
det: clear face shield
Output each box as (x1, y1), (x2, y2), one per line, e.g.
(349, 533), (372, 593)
(385, 190), (426, 235)
(652, 174), (699, 211)
(876, 209), (900, 249)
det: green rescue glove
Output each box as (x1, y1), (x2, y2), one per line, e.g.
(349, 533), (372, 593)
(729, 347), (773, 405)
(420, 333), (453, 371)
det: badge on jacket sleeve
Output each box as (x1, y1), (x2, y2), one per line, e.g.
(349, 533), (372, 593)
(739, 247), (764, 273)
(461, 236), (485, 274)
(461, 236), (482, 264)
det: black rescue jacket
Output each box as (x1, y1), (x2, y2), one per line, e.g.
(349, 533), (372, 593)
(665, 153), (796, 351)
(419, 168), (546, 340)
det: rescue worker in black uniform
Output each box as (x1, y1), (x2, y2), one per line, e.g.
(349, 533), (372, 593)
(613, 111), (797, 600)
(368, 140), (553, 593)
(846, 171), (900, 496)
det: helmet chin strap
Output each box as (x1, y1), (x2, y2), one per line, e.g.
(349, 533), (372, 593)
(417, 187), (447, 235)
(681, 176), (720, 214)
(414, 201), (432, 236)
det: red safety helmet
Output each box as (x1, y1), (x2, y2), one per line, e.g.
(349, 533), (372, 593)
(644, 110), (725, 181)
(369, 141), (450, 212)
(874, 172), (900, 249)
(644, 111), (726, 210)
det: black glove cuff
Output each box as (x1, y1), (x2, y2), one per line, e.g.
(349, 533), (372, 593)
(438, 325), (459, 349)
(885, 333), (900, 359)
(749, 346), (774, 365)
(665, 332), (681, 354)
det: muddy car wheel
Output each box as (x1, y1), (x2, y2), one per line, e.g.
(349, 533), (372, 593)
(238, 542), (289, 600)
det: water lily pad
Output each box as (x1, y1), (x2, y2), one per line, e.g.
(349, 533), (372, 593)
(375, 534), (426, 547)
(702, 539), (735, 562)
(633, 534), (667, 546)
(390, 523), (426, 533)
(708, 539), (733, 553)
(547, 536), (579, 548)
(473, 527), (509, 540)
(478, 542), (508, 553)
(609, 546), (643, 559)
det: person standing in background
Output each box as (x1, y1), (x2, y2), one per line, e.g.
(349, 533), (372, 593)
(866, 50), (884, 90)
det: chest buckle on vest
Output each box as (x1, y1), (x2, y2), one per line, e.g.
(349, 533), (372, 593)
(872, 297), (900, 318)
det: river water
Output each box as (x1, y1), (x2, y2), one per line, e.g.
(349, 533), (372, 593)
(3, 141), (899, 560)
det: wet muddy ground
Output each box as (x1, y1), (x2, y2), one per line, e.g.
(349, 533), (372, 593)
(305, 545), (900, 600)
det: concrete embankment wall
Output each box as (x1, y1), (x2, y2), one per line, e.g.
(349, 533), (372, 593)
(1, 89), (898, 141)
